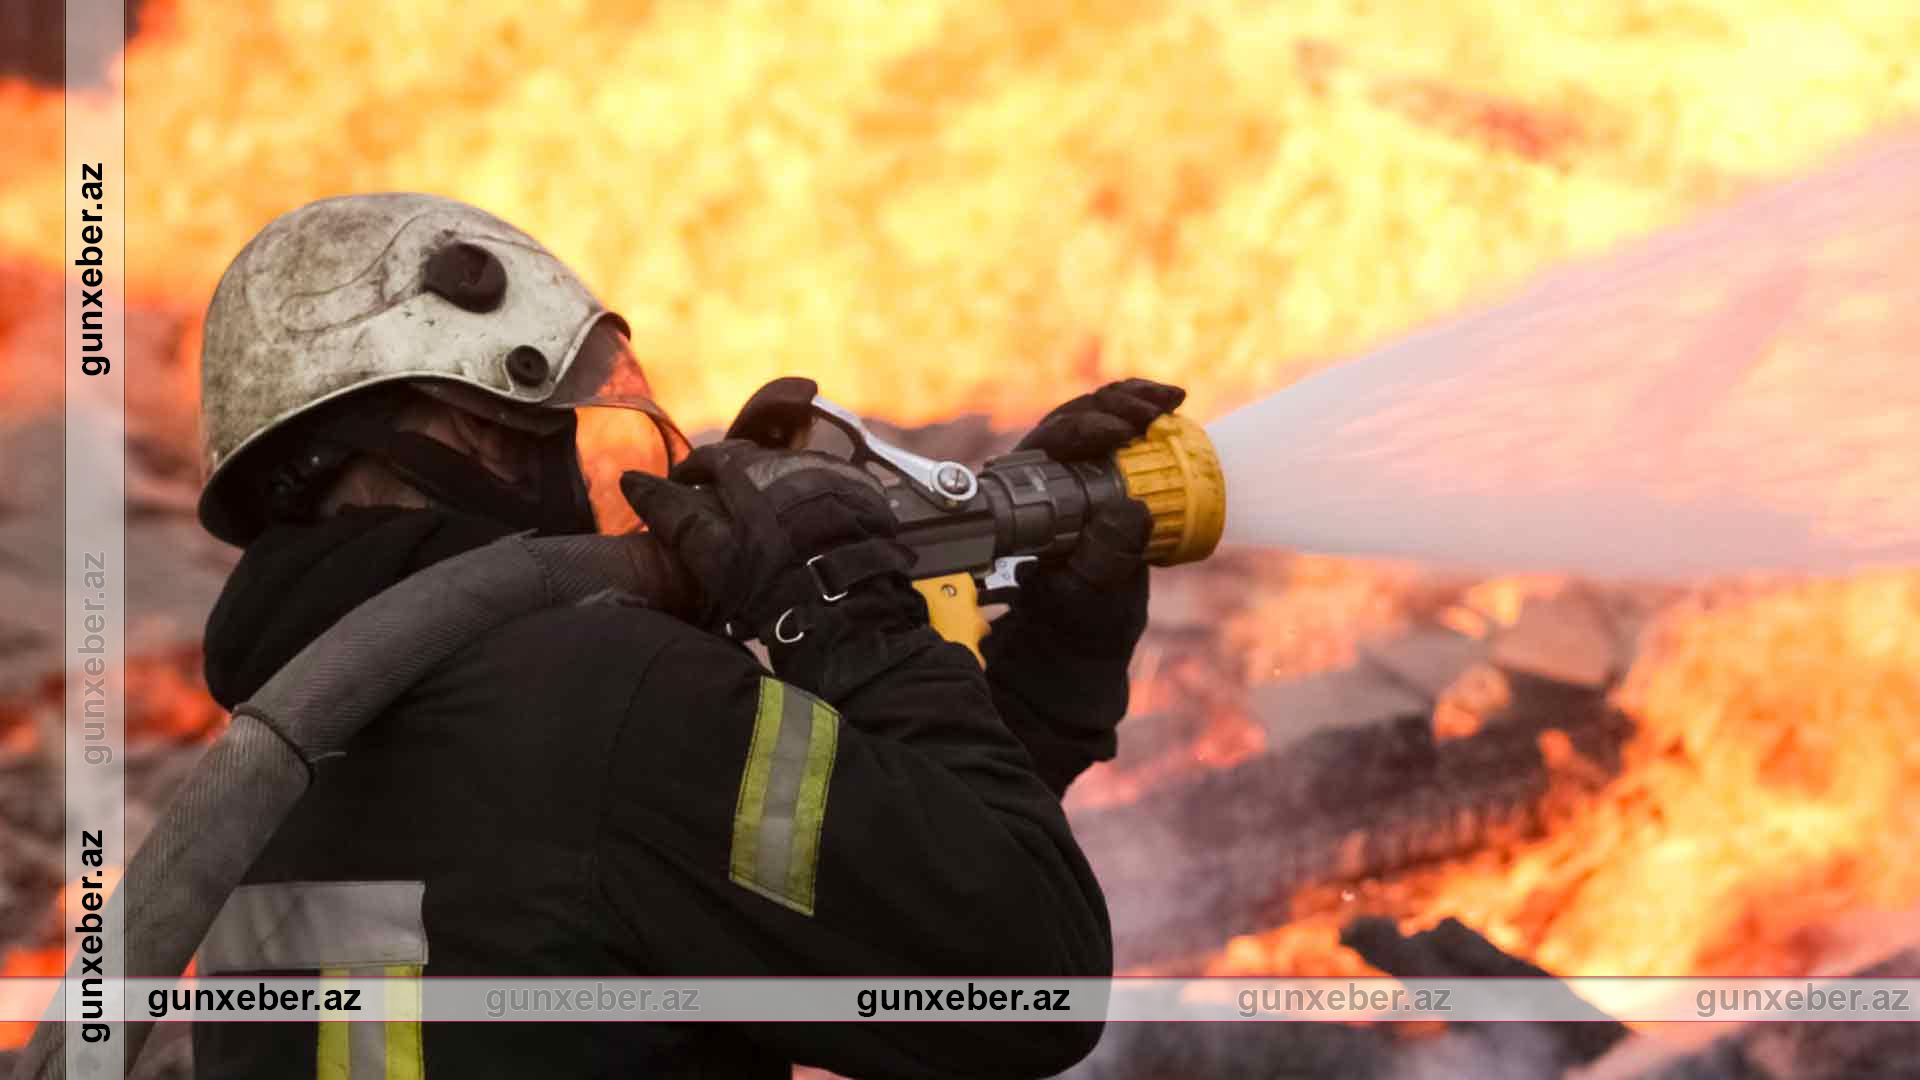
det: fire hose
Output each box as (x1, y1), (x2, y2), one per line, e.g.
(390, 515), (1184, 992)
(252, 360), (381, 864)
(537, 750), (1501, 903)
(13, 386), (1226, 1078)
(13, 533), (695, 1078)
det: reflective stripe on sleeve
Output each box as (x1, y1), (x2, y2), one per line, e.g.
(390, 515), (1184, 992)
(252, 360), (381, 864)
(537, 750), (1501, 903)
(199, 880), (427, 974)
(195, 883), (427, 1080)
(317, 967), (350, 1080)
(382, 964), (425, 1080)
(729, 678), (840, 916)
(313, 963), (422, 1080)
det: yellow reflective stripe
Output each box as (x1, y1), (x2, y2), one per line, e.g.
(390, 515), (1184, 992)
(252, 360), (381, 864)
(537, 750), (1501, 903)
(317, 967), (350, 1080)
(384, 964), (424, 1080)
(729, 679), (784, 891)
(729, 677), (840, 916)
(785, 697), (839, 909)
(315, 965), (423, 1080)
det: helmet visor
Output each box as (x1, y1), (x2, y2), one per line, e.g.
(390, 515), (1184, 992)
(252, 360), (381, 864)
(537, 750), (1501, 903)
(548, 319), (691, 533)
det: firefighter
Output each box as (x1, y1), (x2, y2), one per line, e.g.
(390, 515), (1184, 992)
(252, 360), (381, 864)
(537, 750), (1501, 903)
(190, 192), (1183, 1078)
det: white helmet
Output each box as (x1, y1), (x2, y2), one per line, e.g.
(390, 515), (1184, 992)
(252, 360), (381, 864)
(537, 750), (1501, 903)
(198, 193), (683, 543)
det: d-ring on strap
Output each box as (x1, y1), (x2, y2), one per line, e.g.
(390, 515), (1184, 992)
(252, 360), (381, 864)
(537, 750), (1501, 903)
(803, 539), (912, 603)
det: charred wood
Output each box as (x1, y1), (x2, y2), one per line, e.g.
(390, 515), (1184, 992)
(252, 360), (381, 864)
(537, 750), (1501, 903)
(1075, 678), (1633, 970)
(1342, 915), (1629, 1066)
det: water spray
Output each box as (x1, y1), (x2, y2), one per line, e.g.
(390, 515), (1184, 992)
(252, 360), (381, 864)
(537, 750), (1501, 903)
(1207, 131), (1920, 581)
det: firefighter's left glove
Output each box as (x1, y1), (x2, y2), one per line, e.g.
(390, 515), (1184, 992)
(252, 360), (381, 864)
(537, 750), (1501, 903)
(621, 441), (933, 702)
(1001, 378), (1186, 658)
(978, 379), (1183, 793)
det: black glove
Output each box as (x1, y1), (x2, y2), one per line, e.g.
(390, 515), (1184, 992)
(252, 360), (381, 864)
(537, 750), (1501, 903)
(1004, 377), (1186, 655)
(620, 441), (933, 702)
(979, 378), (1185, 795)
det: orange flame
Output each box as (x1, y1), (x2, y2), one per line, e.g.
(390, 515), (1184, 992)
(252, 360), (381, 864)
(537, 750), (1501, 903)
(124, 656), (229, 742)
(0, 947), (62, 1050)
(5, 1), (1920, 435)
(1210, 572), (1920, 1010)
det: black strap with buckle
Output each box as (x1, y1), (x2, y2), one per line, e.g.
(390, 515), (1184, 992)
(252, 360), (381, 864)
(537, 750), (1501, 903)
(802, 538), (915, 603)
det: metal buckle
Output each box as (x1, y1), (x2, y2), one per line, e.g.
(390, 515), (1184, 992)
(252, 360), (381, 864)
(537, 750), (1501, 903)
(805, 554), (848, 603)
(774, 608), (806, 644)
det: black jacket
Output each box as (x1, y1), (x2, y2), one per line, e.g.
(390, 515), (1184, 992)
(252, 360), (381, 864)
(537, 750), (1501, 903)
(192, 509), (1123, 1079)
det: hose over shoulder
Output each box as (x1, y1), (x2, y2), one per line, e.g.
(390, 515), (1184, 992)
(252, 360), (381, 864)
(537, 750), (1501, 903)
(14, 533), (689, 1079)
(253, 531), (688, 762)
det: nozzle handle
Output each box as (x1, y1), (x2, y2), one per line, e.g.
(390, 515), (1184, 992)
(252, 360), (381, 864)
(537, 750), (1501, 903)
(725, 376), (820, 449)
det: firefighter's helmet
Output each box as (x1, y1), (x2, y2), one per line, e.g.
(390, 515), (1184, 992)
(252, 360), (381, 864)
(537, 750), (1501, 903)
(197, 192), (683, 543)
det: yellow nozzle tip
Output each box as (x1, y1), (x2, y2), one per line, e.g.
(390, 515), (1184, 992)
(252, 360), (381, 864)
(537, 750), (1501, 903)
(1113, 413), (1226, 566)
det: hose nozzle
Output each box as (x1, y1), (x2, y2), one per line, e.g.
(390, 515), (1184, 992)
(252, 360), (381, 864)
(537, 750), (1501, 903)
(1112, 413), (1226, 566)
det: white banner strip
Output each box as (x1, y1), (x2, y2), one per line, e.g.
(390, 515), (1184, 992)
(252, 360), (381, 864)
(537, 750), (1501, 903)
(64, 1), (128, 1078)
(4, 978), (1920, 1024)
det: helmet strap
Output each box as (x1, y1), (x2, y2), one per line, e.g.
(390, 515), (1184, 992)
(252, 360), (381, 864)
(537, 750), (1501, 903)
(313, 416), (599, 536)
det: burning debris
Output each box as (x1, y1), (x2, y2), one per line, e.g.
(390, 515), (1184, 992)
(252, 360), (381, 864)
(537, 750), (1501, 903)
(1192, 570), (1920, 1018)
(1064, 568), (1664, 973)
(1074, 666), (1637, 972)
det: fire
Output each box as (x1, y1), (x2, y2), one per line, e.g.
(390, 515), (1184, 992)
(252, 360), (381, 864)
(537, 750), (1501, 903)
(1222, 555), (1427, 684)
(0, 867), (133, 1051)
(1210, 571), (1920, 1011)
(0, 947), (62, 1050)
(0, 655), (226, 751)
(5, 1), (1920, 436)
(123, 654), (229, 742)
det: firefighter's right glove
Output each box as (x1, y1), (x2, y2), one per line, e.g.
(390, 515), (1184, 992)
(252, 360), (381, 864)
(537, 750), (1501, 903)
(620, 441), (933, 702)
